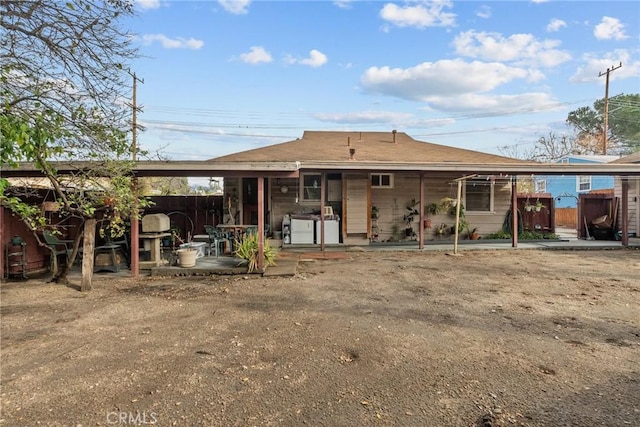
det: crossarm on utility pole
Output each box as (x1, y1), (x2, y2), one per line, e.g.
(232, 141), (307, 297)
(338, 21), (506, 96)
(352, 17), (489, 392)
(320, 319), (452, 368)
(598, 62), (622, 155)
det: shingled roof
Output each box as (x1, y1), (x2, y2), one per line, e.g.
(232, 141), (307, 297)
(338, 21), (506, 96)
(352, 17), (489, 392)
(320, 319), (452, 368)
(209, 131), (526, 165)
(611, 151), (640, 164)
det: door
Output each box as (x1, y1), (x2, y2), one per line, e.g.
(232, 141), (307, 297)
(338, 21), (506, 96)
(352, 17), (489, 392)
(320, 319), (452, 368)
(345, 177), (368, 234)
(242, 178), (268, 225)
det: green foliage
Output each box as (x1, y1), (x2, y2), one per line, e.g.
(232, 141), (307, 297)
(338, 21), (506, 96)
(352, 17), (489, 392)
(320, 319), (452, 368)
(486, 230), (512, 239)
(567, 93), (640, 153)
(424, 202), (441, 216)
(234, 233), (277, 273)
(0, 179), (46, 231)
(486, 230), (560, 240)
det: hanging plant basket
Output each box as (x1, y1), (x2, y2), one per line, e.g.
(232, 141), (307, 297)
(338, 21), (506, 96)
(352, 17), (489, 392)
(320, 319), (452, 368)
(42, 201), (60, 212)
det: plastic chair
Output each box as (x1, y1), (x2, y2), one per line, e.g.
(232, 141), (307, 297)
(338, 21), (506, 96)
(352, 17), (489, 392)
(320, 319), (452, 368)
(43, 230), (73, 270)
(204, 225), (228, 257)
(244, 226), (258, 237)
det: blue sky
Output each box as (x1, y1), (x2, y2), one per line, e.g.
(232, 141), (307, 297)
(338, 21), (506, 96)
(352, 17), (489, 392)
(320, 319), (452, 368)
(128, 0), (640, 162)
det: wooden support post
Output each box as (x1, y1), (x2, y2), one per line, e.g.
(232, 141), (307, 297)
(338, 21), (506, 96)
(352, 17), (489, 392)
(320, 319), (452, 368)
(81, 218), (96, 292)
(621, 177), (629, 247)
(320, 172), (326, 252)
(511, 177), (518, 248)
(453, 180), (462, 254)
(130, 215), (139, 277)
(257, 176), (265, 272)
(419, 173), (425, 250)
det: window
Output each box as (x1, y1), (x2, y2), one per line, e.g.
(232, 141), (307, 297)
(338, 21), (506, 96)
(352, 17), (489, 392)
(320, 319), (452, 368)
(301, 173), (321, 201)
(370, 173), (394, 188)
(464, 179), (494, 212)
(577, 176), (591, 192)
(535, 179), (547, 193)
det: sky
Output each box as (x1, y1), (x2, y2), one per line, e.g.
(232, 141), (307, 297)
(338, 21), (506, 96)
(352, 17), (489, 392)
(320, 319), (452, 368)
(127, 0), (640, 165)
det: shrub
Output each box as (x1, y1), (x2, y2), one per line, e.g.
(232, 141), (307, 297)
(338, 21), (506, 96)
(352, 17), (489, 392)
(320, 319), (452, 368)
(487, 230), (512, 239)
(234, 233), (277, 273)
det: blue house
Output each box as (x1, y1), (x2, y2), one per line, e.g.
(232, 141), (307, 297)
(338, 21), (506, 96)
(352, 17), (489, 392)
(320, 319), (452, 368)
(534, 155), (619, 208)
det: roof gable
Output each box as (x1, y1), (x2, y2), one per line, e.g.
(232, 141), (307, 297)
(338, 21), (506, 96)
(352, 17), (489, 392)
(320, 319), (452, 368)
(209, 131), (525, 165)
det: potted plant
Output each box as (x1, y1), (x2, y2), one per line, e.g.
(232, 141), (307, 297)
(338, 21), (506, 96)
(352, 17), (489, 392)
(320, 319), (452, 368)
(424, 202), (440, 228)
(467, 226), (480, 240)
(435, 223), (448, 239)
(524, 198), (534, 212)
(534, 199), (545, 212)
(403, 199), (419, 238)
(176, 231), (197, 267)
(176, 246), (197, 267)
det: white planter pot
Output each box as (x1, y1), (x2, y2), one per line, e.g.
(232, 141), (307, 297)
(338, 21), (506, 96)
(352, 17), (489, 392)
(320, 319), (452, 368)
(177, 249), (197, 268)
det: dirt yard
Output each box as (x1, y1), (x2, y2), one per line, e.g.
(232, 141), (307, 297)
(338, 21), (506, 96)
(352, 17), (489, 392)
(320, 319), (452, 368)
(1, 249), (639, 426)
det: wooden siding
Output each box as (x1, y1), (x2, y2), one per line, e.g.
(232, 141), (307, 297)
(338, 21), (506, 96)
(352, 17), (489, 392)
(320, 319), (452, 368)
(223, 173), (542, 242)
(614, 177), (639, 235)
(369, 173), (513, 241)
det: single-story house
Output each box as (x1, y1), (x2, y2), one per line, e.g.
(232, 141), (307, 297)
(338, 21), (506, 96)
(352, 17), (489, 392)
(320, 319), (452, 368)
(3, 130), (639, 276)
(211, 131), (530, 246)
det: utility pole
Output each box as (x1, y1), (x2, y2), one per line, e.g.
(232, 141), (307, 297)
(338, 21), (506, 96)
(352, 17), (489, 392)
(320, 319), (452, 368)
(598, 62), (622, 155)
(130, 72), (144, 277)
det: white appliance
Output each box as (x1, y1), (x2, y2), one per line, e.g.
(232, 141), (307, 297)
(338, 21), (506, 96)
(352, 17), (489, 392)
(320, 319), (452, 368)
(316, 219), (340, 244)
(290, 218), (314, 244)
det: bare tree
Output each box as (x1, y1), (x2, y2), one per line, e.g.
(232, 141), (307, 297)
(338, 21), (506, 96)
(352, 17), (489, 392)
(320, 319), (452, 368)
(530, 132), (575, 162)
(1, 1), (145, 287)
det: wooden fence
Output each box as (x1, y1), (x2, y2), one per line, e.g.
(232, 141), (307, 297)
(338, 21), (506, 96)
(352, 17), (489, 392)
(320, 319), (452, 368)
(555, 208), (577, 228)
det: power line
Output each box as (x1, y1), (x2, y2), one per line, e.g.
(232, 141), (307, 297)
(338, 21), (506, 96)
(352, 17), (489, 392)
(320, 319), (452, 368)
(599, 62), (623, 155)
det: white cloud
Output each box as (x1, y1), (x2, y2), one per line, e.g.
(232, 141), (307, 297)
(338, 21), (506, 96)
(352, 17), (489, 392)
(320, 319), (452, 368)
(285, 49), (328, 68)
(380, 0), (456, 29)
(361, 59), (542, 102)
(313, 111), (455, 129)
(314, 111), (414, 124)
(531, 0), (549, 3)
(476, 5), (491, 19)
(333, 0), (353, 9)
(453, 30), (571, 68)
(569, 50), (639, 83)
(218, 0), (251, 15)
(546, 18), (567, 32)
(594, 16), (628, 40)
(141, 34), (204, 49)
(359, 58), (558, 113)
(239, 46), (273, 65)
(423, 93), (556, 112)
(135, 0), (161, 10)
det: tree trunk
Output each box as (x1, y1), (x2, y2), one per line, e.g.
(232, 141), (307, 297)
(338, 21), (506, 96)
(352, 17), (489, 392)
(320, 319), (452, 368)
(81, 219), (96, 292)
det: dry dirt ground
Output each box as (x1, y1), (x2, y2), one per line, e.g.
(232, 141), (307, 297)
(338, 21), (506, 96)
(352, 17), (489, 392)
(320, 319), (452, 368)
(1, 249), (639, 427)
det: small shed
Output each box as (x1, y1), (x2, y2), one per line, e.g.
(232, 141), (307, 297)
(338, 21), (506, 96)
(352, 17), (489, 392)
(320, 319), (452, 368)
(517, 194), (555, 234)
